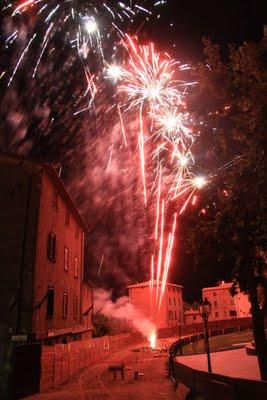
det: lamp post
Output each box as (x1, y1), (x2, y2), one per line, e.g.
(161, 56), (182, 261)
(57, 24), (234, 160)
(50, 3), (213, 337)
(199, 298), (212, 373)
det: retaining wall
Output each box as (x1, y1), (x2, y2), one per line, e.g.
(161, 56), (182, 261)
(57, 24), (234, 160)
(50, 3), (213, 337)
(168, 317), (267, 400)
(158, 317), (252, 339)
(172, 360), (267, 400)
(40, 332), (141, 392)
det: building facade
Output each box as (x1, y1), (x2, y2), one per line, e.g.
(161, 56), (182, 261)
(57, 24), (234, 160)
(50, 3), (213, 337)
(0, 154), (92, 363)
(202, 281), (251, 321)
(128, 281), (183, 329)
(184, 309), (202, 325)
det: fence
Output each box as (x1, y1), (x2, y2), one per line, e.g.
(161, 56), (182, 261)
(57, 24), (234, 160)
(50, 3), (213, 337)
(40, 332), (141, 392)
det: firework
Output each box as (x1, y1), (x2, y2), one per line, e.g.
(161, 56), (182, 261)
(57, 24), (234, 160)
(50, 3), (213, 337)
(3, 1), (161, 86)
(1, 0), (210, 333)
(118, 35), (181, 111)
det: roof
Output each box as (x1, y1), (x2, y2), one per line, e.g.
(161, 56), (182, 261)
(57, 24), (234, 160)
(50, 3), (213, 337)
(202, 282), (232, 292)
(127, 280), (183, 289)
(0, 152), (89, 232)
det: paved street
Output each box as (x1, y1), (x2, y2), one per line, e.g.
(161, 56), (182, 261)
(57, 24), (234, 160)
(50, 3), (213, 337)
(25, 339), (177, 400)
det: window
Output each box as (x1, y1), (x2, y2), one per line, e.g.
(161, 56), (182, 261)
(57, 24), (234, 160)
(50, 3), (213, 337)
(229, 310), (237, 317)
(169, 311), (173, 319)
(215, 312), (219, 318)
(73, 295), (78, 319)
(230, 299), (235, 306)
(47, 232), (56, 262)
(64, 247), (69, 271)
(214, 301), (218, 308)
(46, 287), (54, 318)
(75, 223), (79, 239)
(213, 292), (216, 296)
(193, 316), (196, 321)
(74, 257), (79, 278)
(65, 210), (70, 226)
(63, 292), (68, 319)
(52, 188), (58, 210)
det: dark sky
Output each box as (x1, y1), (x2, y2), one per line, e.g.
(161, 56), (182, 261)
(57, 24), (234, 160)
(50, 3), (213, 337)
(141, 1), (264, 60)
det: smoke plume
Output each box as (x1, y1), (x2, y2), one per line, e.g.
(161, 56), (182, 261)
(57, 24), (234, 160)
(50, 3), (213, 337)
(94, 288), (156, 340)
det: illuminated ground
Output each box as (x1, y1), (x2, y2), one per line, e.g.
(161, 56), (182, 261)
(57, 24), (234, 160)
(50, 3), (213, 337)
(177, 348), (260, 380)
(25, 338), (176, 400)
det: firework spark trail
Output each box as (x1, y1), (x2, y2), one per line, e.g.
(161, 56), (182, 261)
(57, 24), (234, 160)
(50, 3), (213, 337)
(117, 105), (128, 147)
(8, 33), (37, 86)
(154, 165), (162, 241)
(150, 254), (154, 313)
(32, 22), (54, 78)
(156, 198), (165, 303)
(139, 104), (147, 204)
(12, 0), (35, 15)
(158, 212), (177, 312)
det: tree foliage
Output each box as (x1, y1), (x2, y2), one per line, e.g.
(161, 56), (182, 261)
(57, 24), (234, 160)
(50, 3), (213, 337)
(92, 313), (109, 338)
(184, 38), (267, 378)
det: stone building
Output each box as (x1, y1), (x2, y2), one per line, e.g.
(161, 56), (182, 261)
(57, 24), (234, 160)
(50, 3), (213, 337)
(128, 280), (183, 329)
(0, 153), (93, 366)
(202, 281), (251, 321)
(184, 309), (202, 325)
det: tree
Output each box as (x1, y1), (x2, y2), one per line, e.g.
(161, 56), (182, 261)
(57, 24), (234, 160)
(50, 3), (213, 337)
(185, 39), (267, 379)
(92, 313), (109, 337)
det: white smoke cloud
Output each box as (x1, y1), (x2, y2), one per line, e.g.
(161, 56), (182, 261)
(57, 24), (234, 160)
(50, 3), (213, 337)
(94, 288), (156, 340)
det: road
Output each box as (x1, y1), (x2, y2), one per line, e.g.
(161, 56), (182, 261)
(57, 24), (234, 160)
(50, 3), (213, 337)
(25, 338), (177, 400)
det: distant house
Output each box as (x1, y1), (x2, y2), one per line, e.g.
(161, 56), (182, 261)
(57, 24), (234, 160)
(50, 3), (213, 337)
(202, 281), (251, 321)
(0, 153), (92, 362)
(128, 280), (183, 329)
(184, 309), (202, 325)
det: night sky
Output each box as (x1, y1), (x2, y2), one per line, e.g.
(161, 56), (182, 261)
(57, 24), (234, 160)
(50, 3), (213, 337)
(142, 1), (264, 59)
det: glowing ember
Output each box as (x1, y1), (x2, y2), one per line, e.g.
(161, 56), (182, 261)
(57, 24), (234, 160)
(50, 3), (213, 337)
(106, 64), (124, 82)
(149, 330), (157, 349)
(193, 176), (206, 189)
(85, 18), (98, 34)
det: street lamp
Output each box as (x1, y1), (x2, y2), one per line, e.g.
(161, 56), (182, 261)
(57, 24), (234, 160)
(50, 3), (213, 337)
(199, 298), (212, 373)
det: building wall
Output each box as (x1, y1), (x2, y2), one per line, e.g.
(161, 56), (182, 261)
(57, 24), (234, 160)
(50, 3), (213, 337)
(235, 292), (251, 318)
(33, 171), (84, 338)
